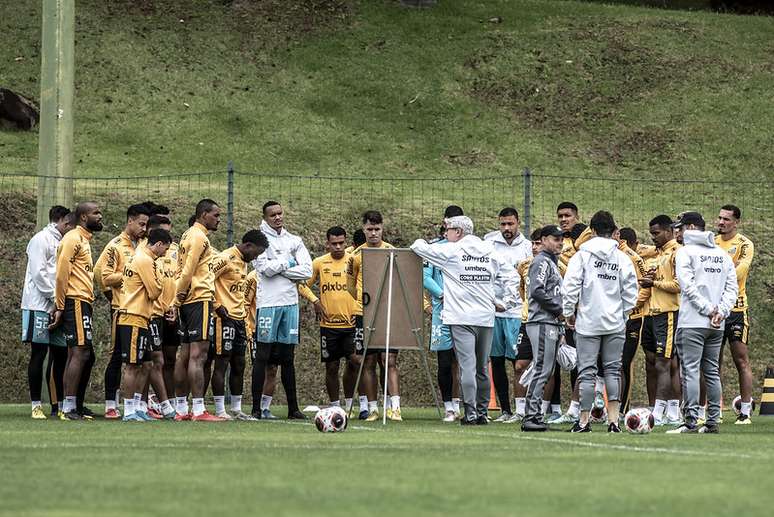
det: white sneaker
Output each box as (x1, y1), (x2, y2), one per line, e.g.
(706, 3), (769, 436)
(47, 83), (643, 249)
(666, 424), (697, 434)
(547, 412), (577, 425)
(493, 412), (512, 423)
(442, 410), (456, 423)
(504, 413), (524, 424)
(232, 410), (258, 421)
(215, 411), (234, 421)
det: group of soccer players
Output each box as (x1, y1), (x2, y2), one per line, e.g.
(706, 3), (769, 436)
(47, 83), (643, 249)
(21, 197), (755, 431)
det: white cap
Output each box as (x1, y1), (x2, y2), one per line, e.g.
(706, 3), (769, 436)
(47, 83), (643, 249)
(445, 215), (474, 236)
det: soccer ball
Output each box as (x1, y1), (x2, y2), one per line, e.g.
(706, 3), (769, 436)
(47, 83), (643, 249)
(589, 405), (607, 424)
(624, 408), (654, 434)
(314, 407), (348, 433)
(732, 396), (756, 415)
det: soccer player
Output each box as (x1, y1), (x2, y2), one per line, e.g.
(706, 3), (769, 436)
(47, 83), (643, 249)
(252, 201), (312, 420)
(22, 206), (74, 418)
(347, 210), (399, 421)
(715, 204), (755, 424)
(620, 227), (657, 260)
(118, 229), (172, 421)
(484, 207), (531, 421)
(639, 215), (682, 426)
(174, 199), (222, 421)
(521, 225), (564, 432)
(668, 212), (737, 434)
(50, 202), (103, 420)
(562, 211), (638, 433)
(345, 229), (366, 254)
(299, 226), (361, 412)
(210, 230), (268, 420)
(97, 203), (151, 418)
(411, 215), (519, 425)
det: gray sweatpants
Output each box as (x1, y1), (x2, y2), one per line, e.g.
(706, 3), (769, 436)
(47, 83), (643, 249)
(676, 327), (723, 426)
(576, 331), (625, 412)
(450, 325), (493, 420)
(525, 323), (561, 422)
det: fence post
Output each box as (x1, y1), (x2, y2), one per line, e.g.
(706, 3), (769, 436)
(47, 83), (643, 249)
(523, 167), (532, 236)
(227, 161), (234, 248)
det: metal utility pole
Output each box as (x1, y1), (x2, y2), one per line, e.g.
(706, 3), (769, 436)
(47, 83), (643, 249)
(37, 0), (75, 228)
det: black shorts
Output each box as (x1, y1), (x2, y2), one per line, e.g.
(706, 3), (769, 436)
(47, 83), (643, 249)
(649, 311), (678, 359)
(62, 298), (93, 348)
(212, 316), (246, 356)
(117, 324), (152, 364)
(252, 342), (294, 366)
(320, 327), (355, 363)
(626, 317), (644, 349)
(515, 325), (533, 361)
(640, 316), (655, 353)
(149, 317), (179, 352)
(723, 311), (749, 345)
(178, 301), (214, 344)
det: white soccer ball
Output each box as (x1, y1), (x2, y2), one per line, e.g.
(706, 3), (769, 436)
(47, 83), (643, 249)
(624, 408), (654, 434)
(314, 407), (348, 433)
(732, 395), (755, 415)
(590, 404), (607, 424)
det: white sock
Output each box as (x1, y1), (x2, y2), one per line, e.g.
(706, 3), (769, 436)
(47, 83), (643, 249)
(192, 398), (205, 416)
(115, 390), (120, 407)
(261, 395), (272, 411)
(124, 398), (135, 416)
(667, 399), (680, 420)
(452, 398), (461, 413)
(63, 396), (76, 413)
(214, 395), (225, 415)
(653, 399), (667, 419)
(133, 393), (143, 413)
(551, 403), (561, 415)
(515, 397), (526, 416)
(330, 400), (341, 407)
(541, 400), (550, 415)
(568, 400), (580, 418)
(345, 398), (353, 411)
(231, 395), (242, 412)
(31, 401), (41, 409)
(176, 396), (188, 414)
(741, 401), (752, 417)
(595, 377), (605, 393)
(105, 400), (117, 411)
(390, 395), (401, 410)
(161, 399), (174, 415)
(359, 396), (368, 412)
(698, 406), (706, 420)
(368, 400), (378, 411)
(444, 401), (454, 412)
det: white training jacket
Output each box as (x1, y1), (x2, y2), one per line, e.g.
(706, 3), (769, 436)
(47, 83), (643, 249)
(484, 230), (532, 319)
(411, 235), (519, 328)
(252, 221), (312, 308)
(21, 223), (63, 313)
(675, 230), (738, 329)
(561, 236), (638, 335)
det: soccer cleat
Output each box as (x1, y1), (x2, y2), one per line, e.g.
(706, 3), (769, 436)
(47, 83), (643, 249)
(174, 412), (191, 422)
(386, 408), (393, 420)
(60, 411), (83, 421)
(569, 422), (591, 433)
(493, 412), (512, 423)
(521, 419), (547, 432)
(104, 408), (121, 420)
(460, 417), (477, 426)
(233, 411), (259, 421)
(476, 415), (488, 425)
(358, 409), (369, 420)
(147, 408), (164, 420)
(547, 412), (577, 425)
(365, 410), (380, 422)
(191, 411), (226, 422)
(122, 413), (145, 422)
(735, 414), (752, 425)
(215, 411), (234, 421)
(31, 406), (47, 420)
(505, 413), (524, 424)
(545, 412), (561, 423)
(442, 411), (456, 423)
(287, 410), (308, 420)
(388, 408), (403, 422)
(261, 409), (278, 420)
(135, 411), (154, 422)
(162, 410), (177, 420)
(666, 424), (697, 434)
(698, 424), (719, 434)
(607, 422), (621, 433)
(78, 407), (95, 420)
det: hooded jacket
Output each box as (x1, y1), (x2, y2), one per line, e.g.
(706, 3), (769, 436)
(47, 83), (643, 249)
(675, 230), (738, 329)
(527, 250), (563, 326)
(561, 236), (638, 335)
(21, 223), (63, 312)
(484, 230), (532, 319)
(252, 221), (312, 308)
(411, 235), (519, 327)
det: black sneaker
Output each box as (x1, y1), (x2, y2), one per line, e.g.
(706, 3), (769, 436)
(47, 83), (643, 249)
(569, 421), (591, 433)
(287, 410), (308, 420)
(521, 419), (548, 432)
(251, 409), (262, 420)
(476, 415), (488, 425)
(78, 407), (96, 420)
(698, 424), (719, 434)
(607, 422), (621, 433)
(60, 410), (83, 421)
(460, 417), (477, 426)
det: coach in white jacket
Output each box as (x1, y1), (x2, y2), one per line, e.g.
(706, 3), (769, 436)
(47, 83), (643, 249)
(21, 206), (74, 418)
(252, 201), (312, 419)
(411, 216), (519, 425)
(668, 212), (737, 434)
(561, 211), (638, 433)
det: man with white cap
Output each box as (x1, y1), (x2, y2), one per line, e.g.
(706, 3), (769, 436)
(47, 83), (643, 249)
(411, 215), (519, 425)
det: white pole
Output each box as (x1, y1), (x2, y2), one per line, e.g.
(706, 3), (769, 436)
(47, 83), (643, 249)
(382, 251), (395, 425)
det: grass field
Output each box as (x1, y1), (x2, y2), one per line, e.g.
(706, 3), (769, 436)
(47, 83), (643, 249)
(1, 404), (773, 517)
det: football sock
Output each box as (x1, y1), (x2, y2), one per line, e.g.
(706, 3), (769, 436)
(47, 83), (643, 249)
(124, 398), (135, 416)
(344, 398), (353, 411)
(741, 401), (752, 417)
(390, 395), (401, 410)
(452, 398), (461, 414)
(192, 398), (205, 416)
(568, 400), (580, 418)
(667, 399), (680, 420)
(231, 395), (242, 412)
(541, 400), (550, 415)
(515, 398), (526, 416)
(653, 399), (667, 420)
(176, 396), (188, 414)
(160, 399), (174, 415)
(261, 395), (272, 411)
(368, 400), (378, 412)
(551, 403), (561, 415)
(330, 400), (341, 407)
(444, 401), (454, 412)
(359, 396), (368, 412)
(31, 401), (41, 410)
(105, 399), (117, 411)
(63, 396), (76, 413)
(138, 400), (148, 413)
(214, 395), (225, 415)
